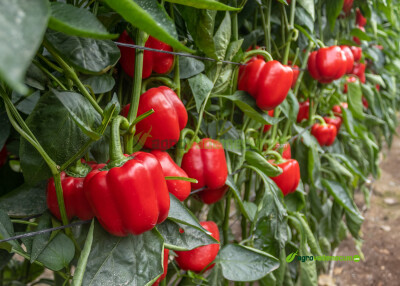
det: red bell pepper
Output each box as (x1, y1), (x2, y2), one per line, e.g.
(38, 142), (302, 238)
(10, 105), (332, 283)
(47, 161), (99, 221)
(0, 146), (7, 167)
(340, 46), (355, 74)
(351, 62), (366, 83)
(238, 58), (293, 110)
(118, 31), (174, 79)
(151, 150), (191, 201)
(311, 123), (337, 146)
(343, 76), (357, 93)
(198, 185), (229, 204)
(181, 138), (228, 190)
(275, 143), (291, 159)
(270, 159), (300, 196)
(342, 0), (354, 13)
(350, 46), (362, 62)
(122, 86), (188, 150)
(323, 116), (342, 131)
(356, 8), (367, 27)
(175, 221), (220, 272)
(152, 249), (169, 286)
(307, 46), (347, 83)
(288, 61), (299, 89)
(297, 100), (310, 123)
(362, 96), (369, 109)
(263, 110), (274, 132)
(332, 103), (348, 117)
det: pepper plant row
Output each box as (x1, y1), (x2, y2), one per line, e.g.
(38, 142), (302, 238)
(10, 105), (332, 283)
(0, 0), (399, 285)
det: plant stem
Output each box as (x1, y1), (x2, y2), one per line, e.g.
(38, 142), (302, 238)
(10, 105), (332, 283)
(293, 42), (313, 97)
(32, 60), (67, 90)
(232, 0), (239, 41)
(37, 53), (64, 73)
(10, 220), (38, 227)
(53, 173), (71, 231)
(223, 192), (232, 245)
(282, 0), (297, 64)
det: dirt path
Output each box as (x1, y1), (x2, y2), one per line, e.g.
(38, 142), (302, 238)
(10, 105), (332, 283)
(329, 127), (400, 286)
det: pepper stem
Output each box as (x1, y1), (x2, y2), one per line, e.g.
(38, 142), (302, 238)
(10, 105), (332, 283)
(265, 150), (285, 164)
(108, 116), (130, 168)
(66, 159), (91, 178)
(242, 50), (273, 63)
(313, 115), (327, 126)
(141, 77), (176, 94)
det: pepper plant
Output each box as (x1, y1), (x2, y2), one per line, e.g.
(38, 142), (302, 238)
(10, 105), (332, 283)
(0, 0), (399, 285)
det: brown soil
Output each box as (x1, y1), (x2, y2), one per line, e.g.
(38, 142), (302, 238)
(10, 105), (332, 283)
(323, 126), (400, 286)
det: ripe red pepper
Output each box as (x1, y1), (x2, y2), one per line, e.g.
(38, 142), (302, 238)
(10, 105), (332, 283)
(332, 103), (348, 117)
(340, 46), (355, 74)
(263, 110), (274, 132)
(151, 150), (191, 201)
(308, 46), (347, 83)
(175, 221), (220, 272)
(297, 100), (310, 123)
(275, 143), (291, 159)
(311, 123), (337, 146)
(323, 116), (342, 131)
(288, 62), (299, 89)
(84, 151), (170, 236)
(342, 0), (354, 13)
(351, 62), (366, 83)
(270, 159), (300, 196)
(0, 146), (7, 167)
(181, 138), (228, 190)
(122, 87), (188, 150)
(152, 249), (169, 286)
(343, 76), (357, 93)
(356, 8), (367, 27)
(118, 31), (174, 79)
(362, 96), (369, 109)
(350, 46), (362, 62)
(47, 164), (98, 221)
(198, 185), (229, 204)
(238, 58), (293, 110)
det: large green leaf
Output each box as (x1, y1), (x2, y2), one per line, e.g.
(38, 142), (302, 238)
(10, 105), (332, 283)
(82, 74), (116, 94)
(168, 194), (206, 232)
(245, 151), (282, 177)
(0, 209), (22, 251)
(188, 73), (214, 112)
(49, 2), (117, 39)
(105, 0), (191, 52)
(325, 0), (344, 31)
(157, 219), (217, 251)
(165, 0), (240, 10)
(213, 12), (231, 61)
(30, 212), (52, 263)
(297, 0), (315, 21)
(347, 81), (364, 119)
(20, 91), (101, 184)
(218, 244), (279, 281)
(82, 222), (163, 286)
(45, 29), (120, 74)
(0, 0), (50, 94)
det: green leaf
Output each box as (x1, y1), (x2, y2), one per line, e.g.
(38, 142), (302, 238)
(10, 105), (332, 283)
(0, 209), (21, 251)
(345, 210), (363, 239)
(347, 81), (364, 119)
(245, 151), (282, 177)
(365, 73), (386, 88)
(0, 182), (47, 218)
(82, 222), (163, 286)
(179, 57), (205, 79)
(30, 212), (52, 263)
(105, 0), (191, 52)
(82, 74), (116, 94)
(168, 194), (206, 232)
(226, 175), (250, 220)
(49, 2), (117, 39)
(213, 12), (231, 60)
(222, 91), (283, 125)
(297, 0), (315, 21)
(218, 244), (279, 281)
(36, 232), (75, 271)
(20, 91), (100, 184)
(322, 179), (364, 220)
(157, 219), (217, 251)
(188, 73), (214, 113)
(350, 28), (371, 41)
(0, 0), (50, 94)
(325, 0), (344, 31)
(341, 107), (356, 138)
(72, 220), (94, 286)
(280, 90), (299, 123)
(45, 29), (120, 74)
(0, 104), (10, 149)
(12, 90), (41, 115)
(165, 0), (240, 10)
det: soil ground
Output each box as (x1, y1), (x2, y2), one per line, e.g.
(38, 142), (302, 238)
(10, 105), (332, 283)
(321, 125), (400, 286)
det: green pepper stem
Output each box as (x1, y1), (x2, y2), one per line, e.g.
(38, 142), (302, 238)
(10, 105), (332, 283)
(108, 116), (130, 168)
(66, 159), (91, 178)
(282, 0), (297, 65)
(265, 150), (285, 164)
(53, 172), (71, 231)
(165, 176), (198, 183)
(313, 115), (327, 125)
(141, 77), (176, 94)
(128, 109), (155, 134)
(242, 49), (273, 63)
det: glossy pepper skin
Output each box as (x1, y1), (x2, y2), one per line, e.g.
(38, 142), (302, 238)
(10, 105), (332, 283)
(323, 117), (342, 131)
(308, 46), (347, 83)
(151, 150), (191, 201)
(84, 152), (170, 236)
(122, 87), (188, 150)
(47, 172), (95, 221)
(152, 249), (169, 286)
(340, 46), (355, 74)
(311, 124), (337, 146)
(181, 138), (228, 190)
(356, 8), (367, 27)
(351, 63), (366, 83)
(350, 46), (362, 62)
(289, 63), (300, 89)
(275, 143), (292, 159)
(263, 110), (274, 132)
(0, 146), (7, 167)
(198, 185), (229, 205)
(342, 0), (354, 13)
(270, 159), (300, 196)
(297, 100), (310, 123)
(238, 58), (293, 110)
(118, 31), (174, 79)
(175, 221), (220, 272)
